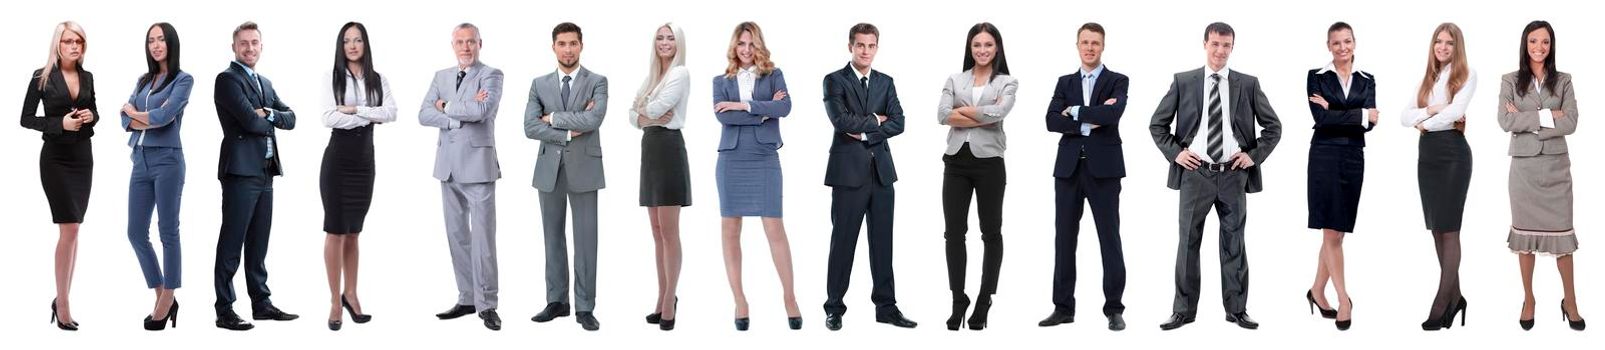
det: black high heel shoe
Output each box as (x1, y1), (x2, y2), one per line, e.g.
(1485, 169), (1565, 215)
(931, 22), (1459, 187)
(1307, 290), (1337, 319)
(1334, 298), (1353, 331)
(145, 301), (180, 330)
(1561, 299), (1587, 331)
(1519, 299), (1534, 331)
(788, 316), (803, 330)
(967, 296), (992, 330)
(328, 319), (343, 331)
(647, 297), (677, 325)
(946, 293), (971, 331)
(341, 294), (372, 324)
(1438, 296), (1467, 329)
(734, 317), (750, 331)
(51, 299), (78, 331)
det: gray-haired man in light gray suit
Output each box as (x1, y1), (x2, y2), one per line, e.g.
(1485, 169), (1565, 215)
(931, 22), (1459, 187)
(419, 23), (505, 331)
(524, 22), (608, 331)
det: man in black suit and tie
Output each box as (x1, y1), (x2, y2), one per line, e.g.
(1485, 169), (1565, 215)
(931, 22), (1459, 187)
(212, 21), (298, 331)
(1149, 22), (1280, 331)
(821, 23), (916, 331)
(1039, 22), (1129, 331)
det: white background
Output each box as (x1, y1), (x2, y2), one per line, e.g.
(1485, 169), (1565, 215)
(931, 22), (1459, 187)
(3, 0), (1599, 348)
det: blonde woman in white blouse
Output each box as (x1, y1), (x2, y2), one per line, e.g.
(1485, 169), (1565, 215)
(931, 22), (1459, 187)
(318, 22), (396, 331)
(630, 22), (691, 331)
(1398, 22), (1475, 331)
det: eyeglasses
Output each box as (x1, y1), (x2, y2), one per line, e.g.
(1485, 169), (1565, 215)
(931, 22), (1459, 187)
(60, 38), (84, 47)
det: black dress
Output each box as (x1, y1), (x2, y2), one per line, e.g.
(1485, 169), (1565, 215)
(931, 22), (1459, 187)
(1305, 67), (1375, 233)
(20, 68), (98, 224)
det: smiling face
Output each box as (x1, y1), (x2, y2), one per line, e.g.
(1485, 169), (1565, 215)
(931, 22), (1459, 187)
(1204, 32), (1233, 71)
(1432, 29), (1455, 64)
(735, 30), (755, 66)
(343, 26), (364, 64)
(1526, 27), (1551, 65)
(146, 26), (166, 64)
(232, 29), (261, 68)
(1077, 29), (1103, 68)
(452, 27), (480, 68)
(655, 26), (676, 62)
(969, 31), (995, 68)
(553, 32), (582, 70)
(850, 33), (878, 71)
(1328, 28), (1354, 65)
(59, 30), (84, 66)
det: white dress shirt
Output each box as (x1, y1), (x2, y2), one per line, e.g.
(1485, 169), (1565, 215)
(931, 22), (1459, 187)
(1189, 66), (1238, 163)
(1067, 64), (1104, 136)
(1399, 65), (1478, 132)
(851, 65), (876, 141)
(630, 65), (690, 130)
(1534, 79), (1556, 129)
(322, 69), (399, 129)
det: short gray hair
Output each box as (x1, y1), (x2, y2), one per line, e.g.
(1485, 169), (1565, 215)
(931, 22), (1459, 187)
(454, 23), (481, 41)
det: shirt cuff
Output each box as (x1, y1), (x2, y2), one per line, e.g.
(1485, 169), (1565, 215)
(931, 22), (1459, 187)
(448, 119), (461, 129)
(1539, 109), (1556, 128)
(266, 110), (276, 123)
(566, 131), (573, 142)
(857, 133), (868, 141)
(1079, 124), (1092, 136)
(1070, 106), (1081, 119)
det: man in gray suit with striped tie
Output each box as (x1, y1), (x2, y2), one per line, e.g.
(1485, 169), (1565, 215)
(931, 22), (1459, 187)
(525, 22), (609, 332)
(1149, 22), (1280, 331)
(419, 23), (505, 331)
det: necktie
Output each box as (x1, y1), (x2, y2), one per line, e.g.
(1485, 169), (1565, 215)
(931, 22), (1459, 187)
(1207, 73), (1225, 163)
(860, 76), (868, 89)
(253, 73), (275, 160)
(456, 70), (466, 90)
(561, 75), (573, 110)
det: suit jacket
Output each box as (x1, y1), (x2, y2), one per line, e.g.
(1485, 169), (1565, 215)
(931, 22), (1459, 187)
(937, 71), (1017, 158)
(524, 67), (608, 193)
(121, 71), (194, 148)
(713, 68), (791, 151)
(418, 62), (504, 184)
(1149, 68), (1281, 193)
(215, 62), (295, 179)
(823, 64), (905, 188)
(1046, 67), (1128, 179)
(20, 67), (100, 143)
(1307, 67), (1376, 147)
(1497, 72), (1577, 156)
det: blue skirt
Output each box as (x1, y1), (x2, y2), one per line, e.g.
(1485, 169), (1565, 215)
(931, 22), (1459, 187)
(716, 127), (783, 217)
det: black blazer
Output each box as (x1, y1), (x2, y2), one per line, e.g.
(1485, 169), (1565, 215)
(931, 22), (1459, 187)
(20, 67), (99, 143)
(1045, 67), (1128, 179)
(822, 64), (905, 188)
(1307, 68), (1376, 147)
(215, 62), (295, 179)
(1148, 68), (1282, 193)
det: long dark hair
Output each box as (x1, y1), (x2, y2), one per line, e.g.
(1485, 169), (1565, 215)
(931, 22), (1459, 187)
(962, 22), (1009, 82)
(1515, 20), (1557, 98)
(139, 22), (180, 93)
(332, 22), (383, 107)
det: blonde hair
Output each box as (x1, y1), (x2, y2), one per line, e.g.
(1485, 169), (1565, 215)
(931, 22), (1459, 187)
(724, 22), (774, 78)
(637, 23), (687, 101)
(40, 21), (87, 90)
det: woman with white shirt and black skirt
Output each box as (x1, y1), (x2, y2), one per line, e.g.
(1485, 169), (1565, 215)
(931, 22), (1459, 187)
(1400, 22), (1475, 332)
(630, 23), (691, 331)
(319, 22), (395, 331)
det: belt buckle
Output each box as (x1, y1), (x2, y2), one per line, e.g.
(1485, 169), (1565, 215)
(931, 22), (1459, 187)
(1206, 162), (1228, 172)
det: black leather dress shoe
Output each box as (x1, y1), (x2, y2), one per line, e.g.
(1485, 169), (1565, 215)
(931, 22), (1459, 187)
(1038, 310), (1075, 327)
(1107, 313), (1127, 331)
(1159, 313), (1195, 331)
(530, 302), (571, 323)
(1226, 312), (1259, 329)
(480, 309), (502, 330)
(436, 304), (476, 320)
(876, 310), (918, 328)
(216, 311), (255, 331)
(577, 312), (600, 331)
(252, 305), (299, 321)
(825, 313), (843, 331)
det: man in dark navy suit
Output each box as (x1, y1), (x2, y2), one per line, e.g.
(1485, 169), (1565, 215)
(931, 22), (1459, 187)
(212, 21), (297, 331)
(1040, 22), (1130, 332)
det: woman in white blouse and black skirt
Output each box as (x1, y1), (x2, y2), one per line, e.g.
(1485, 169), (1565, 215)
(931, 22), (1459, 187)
(1400, 22), (1475, 332)
(319, 22), (395, 331)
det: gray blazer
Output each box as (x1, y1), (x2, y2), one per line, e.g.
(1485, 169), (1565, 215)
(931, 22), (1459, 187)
(524, 67), (609, 193)
(936, 71), (1017, 158)
(419, 62), (504, 184)
(1498, 72), (1577, 157)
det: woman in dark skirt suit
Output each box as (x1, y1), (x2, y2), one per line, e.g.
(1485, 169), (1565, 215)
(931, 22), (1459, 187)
(630, 23), (691, 331)
(1399, 22), (1476, 331)
(713, 22), (802, 331)
(318, 22), (394, 331)
(1303, 22), (1375, 331)
(1498, 20), (1585, 331)
(21, 21), (98, 331)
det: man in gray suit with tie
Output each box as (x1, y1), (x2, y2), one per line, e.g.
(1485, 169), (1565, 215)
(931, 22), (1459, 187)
(419, 23), (505, 331)
(1150, 22), (1280, 331)
(525, 22), (609, 331)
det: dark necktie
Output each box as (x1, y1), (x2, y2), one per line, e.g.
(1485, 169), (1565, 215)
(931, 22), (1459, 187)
(561, 75), (573, 110)
(860, 76), (868, 89)
(1207, 73), (1225, 162)
(456, 70), (466, 90)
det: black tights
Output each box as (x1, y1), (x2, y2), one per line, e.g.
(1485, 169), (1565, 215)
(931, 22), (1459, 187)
(1428, 230), (1462, 318)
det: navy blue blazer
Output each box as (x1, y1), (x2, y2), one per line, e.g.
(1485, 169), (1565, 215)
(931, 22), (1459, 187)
(214, 62), (295, 179)
(713, 68), (790, 151)
(1307, 67), (1376, 147)
(1045, 67), (1129, 179)
(822, 64), (905, 188)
